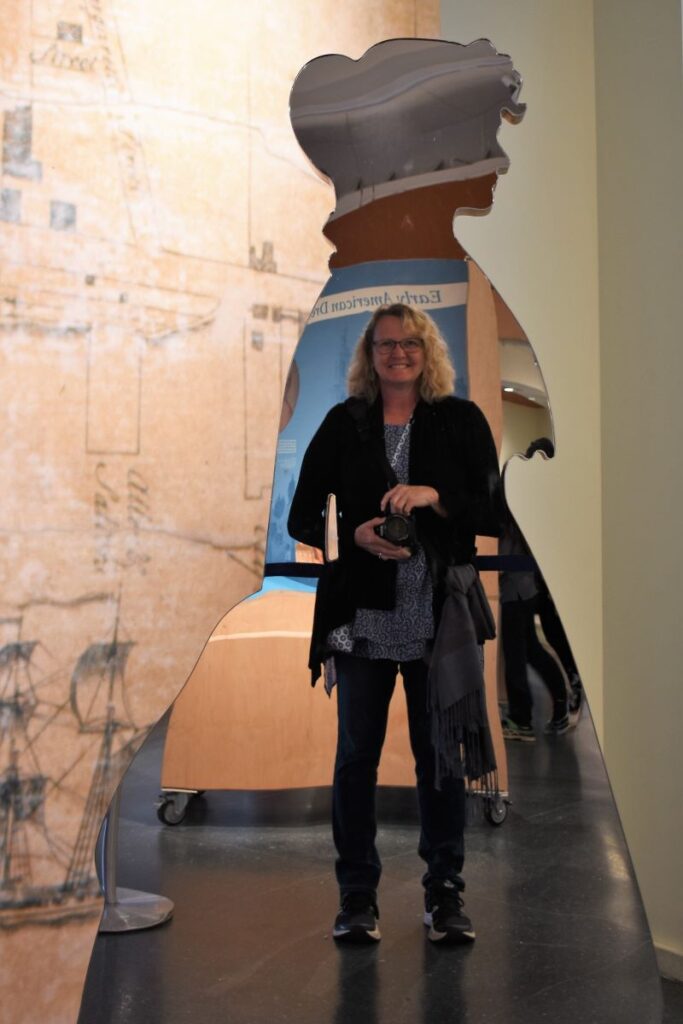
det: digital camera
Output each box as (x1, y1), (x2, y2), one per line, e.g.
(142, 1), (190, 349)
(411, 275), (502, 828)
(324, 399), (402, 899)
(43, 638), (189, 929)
(374, 513), (417, 552)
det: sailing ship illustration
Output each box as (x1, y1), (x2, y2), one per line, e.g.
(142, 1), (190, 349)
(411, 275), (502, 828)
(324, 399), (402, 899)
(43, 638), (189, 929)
(0, 611), (148, 928)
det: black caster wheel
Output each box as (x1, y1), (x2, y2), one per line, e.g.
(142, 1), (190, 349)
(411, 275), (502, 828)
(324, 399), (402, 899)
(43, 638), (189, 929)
(484, 795), (508, 827)
(156, 792), (190, 825)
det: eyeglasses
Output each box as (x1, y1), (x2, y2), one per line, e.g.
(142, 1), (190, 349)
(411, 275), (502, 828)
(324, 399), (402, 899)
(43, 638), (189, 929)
(372, 337), (423, 354)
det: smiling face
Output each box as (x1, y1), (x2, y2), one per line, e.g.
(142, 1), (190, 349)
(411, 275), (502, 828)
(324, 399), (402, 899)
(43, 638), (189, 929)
(371, 315), (425, 395)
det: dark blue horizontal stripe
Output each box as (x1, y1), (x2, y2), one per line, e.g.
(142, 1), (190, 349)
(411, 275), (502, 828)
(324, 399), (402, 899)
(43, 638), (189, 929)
(264, 562), (323, 578)
(475, 555), (537, 571)
(264, 555), (537, 578)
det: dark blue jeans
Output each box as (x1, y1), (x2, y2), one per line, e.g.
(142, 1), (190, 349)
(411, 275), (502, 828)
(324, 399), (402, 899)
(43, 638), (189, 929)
(333, 653), (466, 895)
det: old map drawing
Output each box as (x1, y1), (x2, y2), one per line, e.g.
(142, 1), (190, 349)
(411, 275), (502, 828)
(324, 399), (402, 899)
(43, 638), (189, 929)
(0, 1), (439, 1021)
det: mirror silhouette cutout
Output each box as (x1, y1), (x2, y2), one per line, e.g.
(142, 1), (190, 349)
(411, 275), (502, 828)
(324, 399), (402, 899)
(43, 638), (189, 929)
(160, 39), (566, 808)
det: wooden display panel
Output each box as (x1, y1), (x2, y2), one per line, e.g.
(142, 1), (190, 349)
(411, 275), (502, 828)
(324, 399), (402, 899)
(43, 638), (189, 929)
(161, 588), (417, 790)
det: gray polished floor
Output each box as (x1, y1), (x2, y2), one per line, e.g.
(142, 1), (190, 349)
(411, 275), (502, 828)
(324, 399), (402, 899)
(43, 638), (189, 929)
(79, 693), (669, 1023)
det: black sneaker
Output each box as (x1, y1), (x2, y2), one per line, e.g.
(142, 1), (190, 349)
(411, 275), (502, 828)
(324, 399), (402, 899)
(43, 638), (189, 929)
(568, 674), (583, 714)
(424, 880), (475, 944)
(332, 891), (381, 943)
(543, 713), (571, 735)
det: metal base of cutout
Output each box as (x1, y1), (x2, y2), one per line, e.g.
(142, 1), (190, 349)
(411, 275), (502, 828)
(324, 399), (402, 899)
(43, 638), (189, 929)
(99, 886), (174, 933)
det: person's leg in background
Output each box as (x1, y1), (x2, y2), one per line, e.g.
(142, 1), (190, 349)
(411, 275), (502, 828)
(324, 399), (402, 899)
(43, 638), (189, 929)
(500, 597), (535, 740)
(536, 583), (583, 712)
(525, 597), (570, 733)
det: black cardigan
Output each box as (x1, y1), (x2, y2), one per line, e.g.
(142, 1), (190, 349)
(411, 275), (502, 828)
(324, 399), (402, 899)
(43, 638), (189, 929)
(287, 395), (502, 683)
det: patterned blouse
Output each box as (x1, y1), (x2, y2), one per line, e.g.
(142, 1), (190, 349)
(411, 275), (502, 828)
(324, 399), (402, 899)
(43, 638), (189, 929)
(326, 421), (434, 662)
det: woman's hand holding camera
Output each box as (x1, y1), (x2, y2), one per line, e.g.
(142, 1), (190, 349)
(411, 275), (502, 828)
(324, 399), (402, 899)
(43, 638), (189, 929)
(380, 484), (445, 517)
(354, 518), (411, 560)
(354, 487), (446, 560)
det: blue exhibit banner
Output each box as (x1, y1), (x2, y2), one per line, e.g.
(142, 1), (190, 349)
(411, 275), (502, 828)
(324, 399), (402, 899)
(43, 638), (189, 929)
(265, 259), (470, 566)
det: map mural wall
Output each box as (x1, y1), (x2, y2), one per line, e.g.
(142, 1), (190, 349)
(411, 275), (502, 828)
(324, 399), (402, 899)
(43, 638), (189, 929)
(0, 2), (439, 1021)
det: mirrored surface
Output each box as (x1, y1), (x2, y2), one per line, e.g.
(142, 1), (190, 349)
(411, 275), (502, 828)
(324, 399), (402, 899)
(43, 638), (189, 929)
(161, 38), (580, 806)
(291, 38), (525, 214)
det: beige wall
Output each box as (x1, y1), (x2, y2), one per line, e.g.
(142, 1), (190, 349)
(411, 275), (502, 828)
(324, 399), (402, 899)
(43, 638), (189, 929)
(594, 0), (683, 970)
(441, 0), (683, 970)
(500, 401), (553, 470)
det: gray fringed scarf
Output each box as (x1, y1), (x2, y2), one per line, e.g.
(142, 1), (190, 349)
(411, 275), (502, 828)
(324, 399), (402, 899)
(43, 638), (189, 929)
(427, 564), (497, 790)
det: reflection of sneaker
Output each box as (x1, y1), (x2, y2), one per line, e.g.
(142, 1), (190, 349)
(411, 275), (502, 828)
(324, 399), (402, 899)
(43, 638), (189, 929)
(424, 880), (475, 944)
(501, 717), (536, 742)
(333, 892), (381, 943)
(544, 714), (571, 735)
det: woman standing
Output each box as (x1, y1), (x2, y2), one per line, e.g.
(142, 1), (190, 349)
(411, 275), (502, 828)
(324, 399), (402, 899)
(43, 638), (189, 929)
(288, 302), (501, 945)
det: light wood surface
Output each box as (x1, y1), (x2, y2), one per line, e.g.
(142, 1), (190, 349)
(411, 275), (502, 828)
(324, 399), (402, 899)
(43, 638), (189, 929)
(162, 588), (416, 790)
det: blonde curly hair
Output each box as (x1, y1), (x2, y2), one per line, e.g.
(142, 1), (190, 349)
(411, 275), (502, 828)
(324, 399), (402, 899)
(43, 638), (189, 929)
(347, 304), (456, 402)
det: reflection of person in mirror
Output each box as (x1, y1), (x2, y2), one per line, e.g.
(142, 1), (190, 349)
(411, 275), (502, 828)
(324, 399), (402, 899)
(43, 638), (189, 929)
(535, 576), (583, 714)
(527, 443), (583, 714)
(288, 303), (501, 945)
(499, 438), (580, 740)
